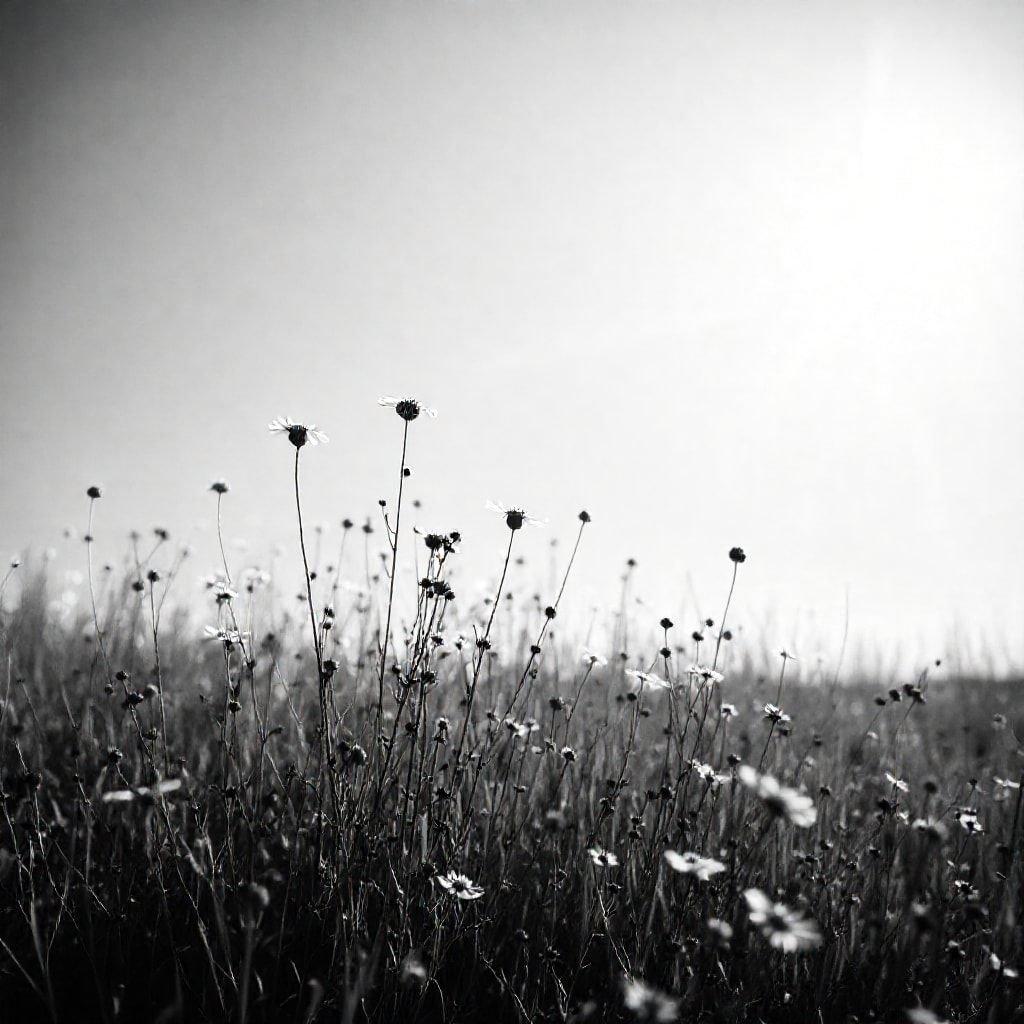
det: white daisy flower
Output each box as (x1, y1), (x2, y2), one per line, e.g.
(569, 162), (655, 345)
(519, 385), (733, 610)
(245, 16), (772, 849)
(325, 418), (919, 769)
(743, 888), (821, 953)
(588, 847), (620, 868)
(436, 871), (484, 901)
(268, 417), (329, 447)
(737, 765), (817, 828)
(663, 850), (726, 881)
(378, 396), (438, 421)
(485, 501), (547, 531)
(625, 669), (672, 693)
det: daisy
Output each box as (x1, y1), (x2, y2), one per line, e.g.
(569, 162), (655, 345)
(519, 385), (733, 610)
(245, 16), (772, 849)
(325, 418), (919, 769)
(209, 479), (230, 495)
(906, 1010), (950, 1024)
(436, 871), (484, 901)
(621, 976), (679, 1022)
(720, 703), (738, 719)
(268, 417), (329, 448)
(581, 647), (608, 668)
(763, 703), (791, 724)
(663, 850), (726, 881)
(378, 396), (437, 421)
(911, 818), (948, 842)
(625, 669), (672, 693)
(885, 772), (910, 793)
(203, 625), (249, 647)
(743, 888), (821, 952)
(737, 765), (817, 827)
(102, 778), (183, 804)
(954, 808), (984, 835)
(485, 501), (547, 531)
(686, 664), (724, 685)
(588, 847), (620, 868)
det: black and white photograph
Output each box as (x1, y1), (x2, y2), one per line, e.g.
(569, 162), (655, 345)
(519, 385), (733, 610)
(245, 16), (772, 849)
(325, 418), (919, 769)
(1, 2), (1022, 1021)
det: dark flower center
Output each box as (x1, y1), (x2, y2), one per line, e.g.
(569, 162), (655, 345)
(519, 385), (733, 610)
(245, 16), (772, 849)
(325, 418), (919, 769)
(288, 425), (308, 447)
(396, 399), (420, 421)
(505, 510), (525, 530)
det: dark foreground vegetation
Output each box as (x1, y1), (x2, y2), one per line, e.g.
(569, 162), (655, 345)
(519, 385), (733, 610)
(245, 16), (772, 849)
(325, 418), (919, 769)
(0, 414), (1021, 1023)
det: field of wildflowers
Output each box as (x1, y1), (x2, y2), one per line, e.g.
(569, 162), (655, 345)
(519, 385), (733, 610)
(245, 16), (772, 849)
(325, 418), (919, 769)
(0, 400), (1020, 1023)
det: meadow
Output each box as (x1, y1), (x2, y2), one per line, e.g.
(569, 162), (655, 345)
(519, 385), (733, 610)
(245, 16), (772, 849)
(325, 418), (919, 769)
(0, 404), (1020, 1023)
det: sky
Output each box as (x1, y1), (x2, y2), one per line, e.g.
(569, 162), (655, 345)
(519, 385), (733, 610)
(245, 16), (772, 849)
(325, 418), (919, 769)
(2, 0), (1022, 672)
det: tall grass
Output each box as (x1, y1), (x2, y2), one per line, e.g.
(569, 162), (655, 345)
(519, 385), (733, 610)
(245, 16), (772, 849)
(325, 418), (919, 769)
(0, 409), (1020, 1024)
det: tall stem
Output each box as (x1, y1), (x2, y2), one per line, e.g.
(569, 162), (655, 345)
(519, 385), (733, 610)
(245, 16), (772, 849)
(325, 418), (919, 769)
(711, 563), (738, 671)
(376, 419), (409, 741)
(294, 449), (326, 752)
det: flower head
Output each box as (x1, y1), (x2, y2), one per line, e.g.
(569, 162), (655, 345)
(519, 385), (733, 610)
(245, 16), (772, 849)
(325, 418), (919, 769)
(737, 765), (816, 827)
(625, 669), (672, 693)
(763, 703), (791, 725)
(663, 850), (726, 881)
(743, 888), (821, 952)
(203, 625), (250, 647)
(210, 479), (230, 495)
(588, 847), (619, 868)
(268, 417), (328, 448)
(885, 772), (910, 794)
(485, 501), (546, 531)
(621, 976), (679, 1022)
(581, 647), (608, 668)
(378, 396), (437, 421)
(436, 871), (484, 901)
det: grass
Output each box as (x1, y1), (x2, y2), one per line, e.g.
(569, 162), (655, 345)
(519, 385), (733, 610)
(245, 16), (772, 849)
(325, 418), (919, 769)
(0, 410), (1020, 1024)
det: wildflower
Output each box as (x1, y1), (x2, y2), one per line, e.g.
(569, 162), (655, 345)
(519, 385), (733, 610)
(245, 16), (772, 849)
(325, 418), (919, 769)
(588, 847), (619, 868)
(9, 556), (21, 569)
(992, 713), (1007, 730)
(906, 1011), (950, 1024)
(728, 547), (746, 564)
(560, 745), (577, 763)
(238, 882), (270, 916)
(210, 479), (230, 494)
(581, 647), (608, 668)
(743, 889), (821, 952)
(625, 669), (672, 693)
(885, 772), (910, 793)
(763, 703), (791, 725)
(706, 918), (733, 948)
(912, 818), (948, 842)
(686, 664), (724, 684)
(721, 703), (737, 719)
(400, 952), (427, 985)
(436, 871), (484, 901)
(621, 976), (679, 1022)
(663, 850), (726, 881)
(989, 953), (1019, 979)
(504, 717), (538, 741)
(203, 625), (249, 647)
(737, 765), (816, 827)
(87, 485), (103, 499)
(485, 501), (546, 531)
(378, 396), (437, 421)
(954, 808), (984, 835)
(993, 776), (1020, 792)
(268, 417), (329, 448)
(102, 778), (183, 804)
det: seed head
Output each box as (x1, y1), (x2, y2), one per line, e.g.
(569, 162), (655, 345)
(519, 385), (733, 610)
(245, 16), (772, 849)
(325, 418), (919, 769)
(728, 546), (746, 564)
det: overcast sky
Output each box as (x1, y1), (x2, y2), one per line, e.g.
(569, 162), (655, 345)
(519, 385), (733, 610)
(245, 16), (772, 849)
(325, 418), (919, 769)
(2, 1), (1022, 671)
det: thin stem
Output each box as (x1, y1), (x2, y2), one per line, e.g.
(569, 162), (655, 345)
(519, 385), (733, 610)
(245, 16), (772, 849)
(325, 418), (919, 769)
(376, 419), (410, 742)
